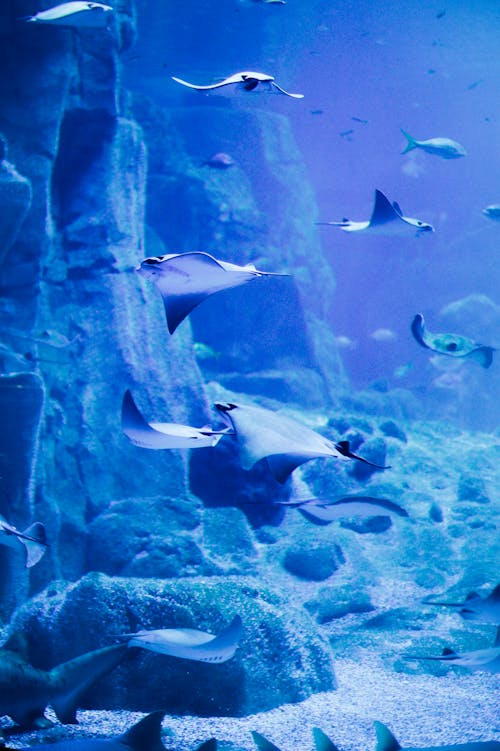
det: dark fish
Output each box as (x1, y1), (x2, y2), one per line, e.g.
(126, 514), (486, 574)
(424, 584), (500, 624)
(0, 515), (47, 568)
(411, 313), (495, 368)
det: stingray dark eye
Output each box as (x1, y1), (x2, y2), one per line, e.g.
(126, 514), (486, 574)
(447, 342), (458, 351)
(144, 258), (158, 265)
(417, 221), (423, 225)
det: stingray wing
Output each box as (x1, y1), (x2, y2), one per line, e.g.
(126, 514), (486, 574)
(252, 733), (283, 751)
(151, 252), (257, 334)
(171, 73), (245, 91)
(313, 728), (342, 751)
(299, 496), (408, 524)
(411, 313), (432, 350)
(369, 189), (400, 227)
(270, 81), (304, 99)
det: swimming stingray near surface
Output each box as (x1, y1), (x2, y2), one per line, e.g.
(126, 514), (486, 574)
(136, 251), (287, 334)
(424, 584), (500, 625)
(316, 189), (434, 236)
(171, 70), (304, 99)
(121, 390), (231, 450)
(411, 313), (496, 368)
(20, 2), (114, 27)
(5, 711), (217, 751)
(278, 495), (408, 525)
(405, 628), (500, 673)
(0, 515), (47, 568)
(215, 402), (390, 484)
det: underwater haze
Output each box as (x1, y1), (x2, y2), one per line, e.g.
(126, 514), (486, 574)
(0, 1), (498, 751)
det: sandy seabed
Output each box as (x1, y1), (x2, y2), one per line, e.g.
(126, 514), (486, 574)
(4, 658), (499, 750)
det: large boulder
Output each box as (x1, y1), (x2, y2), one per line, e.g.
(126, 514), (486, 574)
(9, 572), (337, 716)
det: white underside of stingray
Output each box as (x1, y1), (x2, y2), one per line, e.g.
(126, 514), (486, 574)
(0, 516), (47, 568)
(172, 71), (304, 99)
(137, 251), (286, 334)
(125, 615), (242, 663)
(121, 390), (230, 449)
(23, 2), (113, 26)
(317, 189), (434, 236)
(215, 402), (349, 483)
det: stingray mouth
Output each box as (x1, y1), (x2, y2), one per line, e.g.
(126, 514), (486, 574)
(417, 223), (434, 233)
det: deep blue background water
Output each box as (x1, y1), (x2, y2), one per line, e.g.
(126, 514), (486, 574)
(124, 0), (499, 405)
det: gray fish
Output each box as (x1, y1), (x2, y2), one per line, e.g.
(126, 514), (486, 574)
(8, 711), (217, 751)
(0, 515), (47, 568)
(482, 205), (500, 221)
(401, 129), (467, 159)
(136, 251), (287, 334)
(375, 721), (500, 751)
(215, 402), (388, 484)
(405, 628), (500, 673)
(0, 643), (128, 730)
(121, 390), (230, 450)
(411, 313), (495, 368)
(424, 584), (500, 625)
(21, 2), (113, 27)
(288, 496), (408, 525)
(123, 615), (242, 663)
(171, 71), (303, 99)
(317, 189), (434, 236)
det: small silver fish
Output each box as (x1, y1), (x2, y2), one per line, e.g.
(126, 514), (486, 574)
(22, 2), (113, 27)
(482, 205), (500, 221)
(401, 129), (467, 159)
(370, 328), (398, 343)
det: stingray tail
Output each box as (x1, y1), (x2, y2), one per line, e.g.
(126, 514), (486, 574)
(400, 128), (417, 154)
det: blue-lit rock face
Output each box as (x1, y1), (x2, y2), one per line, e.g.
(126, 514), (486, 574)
(9, 572), (337, 715)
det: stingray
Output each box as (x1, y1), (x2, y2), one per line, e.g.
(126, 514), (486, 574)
(284, 495), (408, 525)
(121, 615), (242, 663)
(21, 2), (113, 27)
(411, 313), (495, 368)
(316, 189), (434, 236)
(136, 251), (287, 334)
(121, 390), (231, 450)
(215, 402), (389, 484)
(375, 721), (500, 751)
(171, 71), (304, 99)
(424, 584), (500, 625)
(0, 515), (47, 568)
(405, 628), (500, 673)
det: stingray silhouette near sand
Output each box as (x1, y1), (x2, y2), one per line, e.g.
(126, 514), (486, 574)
(317, 189), (434, 236)
(405, 628), (500, 673)
(215, 402), (390, 483)
(424, 584), (500, 625)
(136, 251), (287, 334)
(279, 495), (408, 525)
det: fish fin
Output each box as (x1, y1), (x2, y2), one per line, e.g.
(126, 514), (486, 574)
(51, 644), (127, 724)
(489, 584), (500, 601)
(120, 711), (166, 751)
(171, 76), (232, 91)
(400, 128), (417, 154)
(298, 507), (332, 526)
(270, 81), (304, 98)
(410, 313), (431, 350)
(466, 591), (479, 601)
(374, 722), (401, 751)
(195, 741), (217, 751)
(334, 441), (390, 470)
(442, 647), (456, 656)
(392, 201), (403, 216)
(122, 390), (153, 437)
(468, 345), (495, 368)
(163, 292), (210, 334)
(20, 523), (47, 568)
(494, 627), (500, 647)
(266, 454), (307, 484)
(313, 728), (342, 751)
(251, 732), (283, 751)
(370, 190), (399, 226)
